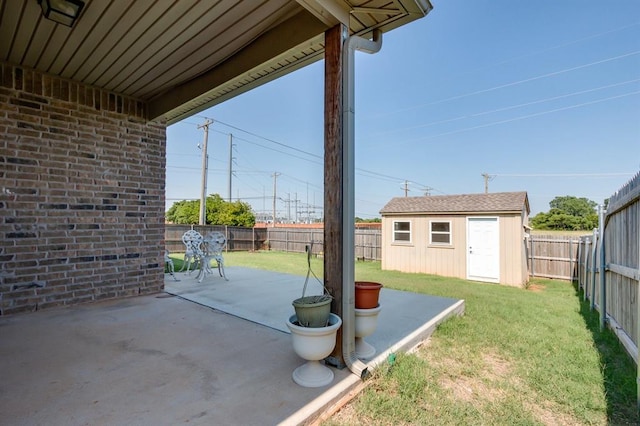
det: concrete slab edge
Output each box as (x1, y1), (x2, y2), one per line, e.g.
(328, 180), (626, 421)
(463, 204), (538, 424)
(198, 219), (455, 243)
(282, 299), (466, 426)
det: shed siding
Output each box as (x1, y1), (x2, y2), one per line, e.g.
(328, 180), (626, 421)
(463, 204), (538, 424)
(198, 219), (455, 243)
(498, 214), (526, 286)
(382, 212), (528, 287)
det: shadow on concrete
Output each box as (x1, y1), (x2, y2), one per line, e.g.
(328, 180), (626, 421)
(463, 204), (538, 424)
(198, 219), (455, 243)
(0, 267), (463, 425)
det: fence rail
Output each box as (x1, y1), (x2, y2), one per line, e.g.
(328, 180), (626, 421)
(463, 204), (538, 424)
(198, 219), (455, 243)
(165, 225), (267, 253)
(527, 235), (583, 281)
(166, 174), (640, 405)
(165, 225), (382, 261)
(167, 226), (594, 279)
(574, 172), (640, 407)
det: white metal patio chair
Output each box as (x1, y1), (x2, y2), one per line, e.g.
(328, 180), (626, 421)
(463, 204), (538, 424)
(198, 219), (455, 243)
(164, 249), (179, 281)
(196, 231), (228, 282)
(179, 230), (204, 273)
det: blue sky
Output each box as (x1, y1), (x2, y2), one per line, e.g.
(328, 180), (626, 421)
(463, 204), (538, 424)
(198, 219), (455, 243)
(166, 0), (640, 220)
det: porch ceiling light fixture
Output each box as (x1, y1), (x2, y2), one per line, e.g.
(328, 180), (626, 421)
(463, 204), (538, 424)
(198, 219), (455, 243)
(38, 0), (85, 27)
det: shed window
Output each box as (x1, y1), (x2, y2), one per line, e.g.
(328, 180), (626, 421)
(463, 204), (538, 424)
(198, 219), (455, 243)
(430, 221), (451, 245)
(393, 221), (411, 242)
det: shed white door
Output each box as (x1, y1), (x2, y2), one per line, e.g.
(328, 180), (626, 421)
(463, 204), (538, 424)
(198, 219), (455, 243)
(467, 217), (499, 283)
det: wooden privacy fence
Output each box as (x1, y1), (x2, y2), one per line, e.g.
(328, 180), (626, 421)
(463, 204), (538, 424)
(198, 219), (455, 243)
(165, 225), (382, 260)
(575, 172), (640, 406)
(266, 228), (381, 260)
(165, 225), (267, 253)
(527, 235), (583, 281)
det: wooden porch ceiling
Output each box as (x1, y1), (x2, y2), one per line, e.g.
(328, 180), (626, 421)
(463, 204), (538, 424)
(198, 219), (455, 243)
(0, 0), (432, 124)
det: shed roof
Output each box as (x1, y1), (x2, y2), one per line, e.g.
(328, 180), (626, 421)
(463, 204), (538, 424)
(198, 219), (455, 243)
(380, 192), (530, 215)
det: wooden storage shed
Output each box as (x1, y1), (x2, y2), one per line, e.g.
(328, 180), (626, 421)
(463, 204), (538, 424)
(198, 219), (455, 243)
(380, 192), (530, 287)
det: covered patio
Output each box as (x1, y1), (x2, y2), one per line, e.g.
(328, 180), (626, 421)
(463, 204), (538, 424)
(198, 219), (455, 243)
(2, 268), (463, 425)
(0, 1), (456, 423)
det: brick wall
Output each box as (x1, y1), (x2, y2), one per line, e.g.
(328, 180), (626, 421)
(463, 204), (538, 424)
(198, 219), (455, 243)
(0, 63), (166, 315)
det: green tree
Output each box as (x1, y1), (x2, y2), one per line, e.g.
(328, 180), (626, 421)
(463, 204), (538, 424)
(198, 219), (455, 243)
(549, 195), (597, 218)
(530, 196), (598, 231)
(166, 200), (199, 224)
(165, 194), (255, 226)
(355, 217), (381, 223)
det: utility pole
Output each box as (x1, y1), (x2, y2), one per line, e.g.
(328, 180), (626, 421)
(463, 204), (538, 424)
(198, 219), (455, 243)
(227, 133), (234, 202)
(285, 193), (291, 222)
(306, 183), (310, 224)
(402, 180), (410, 197)
(482, 173), (495, 194)
(271, 172), (280, 227)
(198, 119), (212, 225)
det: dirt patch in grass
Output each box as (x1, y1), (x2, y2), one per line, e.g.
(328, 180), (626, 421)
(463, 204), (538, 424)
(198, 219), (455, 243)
(439, 350), (511, 406)
(527, 283), (546, 292)
(482, 352), (512, 379)
(524, 400), (581, 426)
(328, 347), (584, 426)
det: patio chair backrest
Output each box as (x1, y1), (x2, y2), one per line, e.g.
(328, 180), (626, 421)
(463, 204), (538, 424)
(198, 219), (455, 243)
(203, 232), (226, 255)
(182, 230), (204, 256)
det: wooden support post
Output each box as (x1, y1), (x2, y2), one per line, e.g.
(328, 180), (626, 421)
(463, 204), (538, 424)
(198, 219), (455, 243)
(324, 24), (346, 368)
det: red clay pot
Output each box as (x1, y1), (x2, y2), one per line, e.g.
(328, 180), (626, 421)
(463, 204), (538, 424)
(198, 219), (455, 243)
(355, 281), (383, 309)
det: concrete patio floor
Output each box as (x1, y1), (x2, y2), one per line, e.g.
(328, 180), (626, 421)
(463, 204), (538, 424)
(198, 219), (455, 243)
(1, 267), (464, 426)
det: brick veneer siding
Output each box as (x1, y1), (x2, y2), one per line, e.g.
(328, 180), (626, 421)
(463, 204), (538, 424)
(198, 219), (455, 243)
(0, 63), (166, 315)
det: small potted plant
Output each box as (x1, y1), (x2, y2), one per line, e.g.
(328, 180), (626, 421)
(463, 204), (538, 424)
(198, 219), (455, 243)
(286, 241), (340, 386)
(291, 242), (332, 327)
(355, 281), (383, 309)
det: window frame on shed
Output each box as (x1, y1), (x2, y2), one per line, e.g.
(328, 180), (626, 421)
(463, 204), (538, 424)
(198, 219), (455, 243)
(392, 220), (412, 243)
(429, 220), (452, 246)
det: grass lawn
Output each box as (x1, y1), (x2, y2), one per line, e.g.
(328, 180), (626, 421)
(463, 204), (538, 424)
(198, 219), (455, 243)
(171, 251), (638, 425)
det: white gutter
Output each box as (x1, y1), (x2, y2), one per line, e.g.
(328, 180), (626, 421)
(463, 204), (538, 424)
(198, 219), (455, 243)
(342, 28), (382, 378)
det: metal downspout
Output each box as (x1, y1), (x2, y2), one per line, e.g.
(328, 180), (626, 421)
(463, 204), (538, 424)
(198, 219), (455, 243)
(342, 29), (382, 378)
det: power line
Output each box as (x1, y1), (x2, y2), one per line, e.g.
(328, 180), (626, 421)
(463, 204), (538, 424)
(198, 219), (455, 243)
(370, 50), (640, 118)
(366, 78), (640, 137)
(454, 22), (640, 78)
(494, 173), (636, 178)
(199, 116), (324, 160)
(178, 117), (442, 195)
(396, 89), (640, 145)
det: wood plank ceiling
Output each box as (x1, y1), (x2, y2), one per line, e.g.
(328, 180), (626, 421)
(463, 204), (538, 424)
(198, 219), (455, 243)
(0, 0), (432, 124)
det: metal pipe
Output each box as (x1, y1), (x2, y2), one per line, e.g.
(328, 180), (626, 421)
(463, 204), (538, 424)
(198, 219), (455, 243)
(342, 28), (382, 379)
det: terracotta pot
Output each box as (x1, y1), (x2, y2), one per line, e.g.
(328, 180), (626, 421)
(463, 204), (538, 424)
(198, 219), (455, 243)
(355, 281), (383, 309)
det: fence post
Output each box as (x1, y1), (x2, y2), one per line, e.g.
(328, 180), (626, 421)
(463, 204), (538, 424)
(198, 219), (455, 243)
(599, 206), (607, 331)
(590, 229), (598, 310)
(576, 239), (582, 292)
(530, 237), (535, 277)
(586, 238), (592, 301)
(568, 238), (574, 283)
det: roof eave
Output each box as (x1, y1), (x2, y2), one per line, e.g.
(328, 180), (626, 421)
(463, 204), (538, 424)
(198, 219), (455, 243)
(154, 0), (434, 123)
(381, 210), (526, 216)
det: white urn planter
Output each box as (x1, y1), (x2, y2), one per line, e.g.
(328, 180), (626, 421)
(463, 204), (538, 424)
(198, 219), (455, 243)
(354, 305), (382, 359)
(286, 313), (342, 387)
